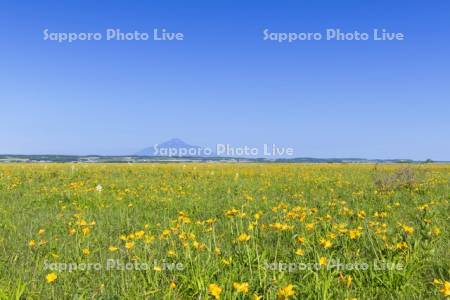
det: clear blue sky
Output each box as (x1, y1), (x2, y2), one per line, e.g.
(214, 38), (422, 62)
(1, 1), (449, 160)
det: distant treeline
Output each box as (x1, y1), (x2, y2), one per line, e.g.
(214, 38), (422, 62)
(0, 155), (441, 164)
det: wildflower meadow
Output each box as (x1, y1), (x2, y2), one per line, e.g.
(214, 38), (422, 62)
(0, 163), (449, 299)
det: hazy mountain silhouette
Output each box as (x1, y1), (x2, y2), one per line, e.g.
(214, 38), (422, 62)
(135, 138), (211, 156)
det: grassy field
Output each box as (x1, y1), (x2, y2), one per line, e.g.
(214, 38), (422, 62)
(0, 163), (449, 299)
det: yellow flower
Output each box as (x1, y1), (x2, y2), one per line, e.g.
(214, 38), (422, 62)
(38, 229), (45, 235)
(295, 248), (305, 256)
(328, 232), (337, 239)
(237, 233), (251, 242)
(346, 275), (353, 288)
(357, 210), (366, 219)
(125, 241), (135, 249)
(270, 223), (293, 231)
(401, 224), (414, 235)
(82, 227), (90, 236)
(82, 248), (90, 256)
(108, 245), (118, 252)
(320, 238), (333, 249)
(395, 241), (408, 250)
(153, 265), (162, 272)
(296, 236), (305, 244)
(78, 219), (88, 226)
(233, 282), (249, 294)
(28, 240), (36, 248)
(169, 282), (177, 289)
(252, 294), (262, 300)
(225, 208), (239, 218)
(222, 257), (233, 265)
(432, 226), (441, 236)
(440, 281), (450, 296)
(134, 230), (145, 239)
(277, 284), (295, 299)
(46, 272), (57, 283)
(160, 229), (171, 239)
(348, 229), (362, 240)
(193, 241), (206, 251)
(208, 283), (222, 299)
(305, 223), (315, 231)
(319, 257), (328, 266)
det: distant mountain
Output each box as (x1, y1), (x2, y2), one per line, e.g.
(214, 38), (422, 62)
(2, 139), (442, 163)
(135, 138), (212, 157)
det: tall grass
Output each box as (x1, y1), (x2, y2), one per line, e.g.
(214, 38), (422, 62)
(0, 163), (448, 299)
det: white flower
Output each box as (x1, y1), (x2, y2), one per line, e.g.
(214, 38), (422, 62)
(96, 184), (103, 192)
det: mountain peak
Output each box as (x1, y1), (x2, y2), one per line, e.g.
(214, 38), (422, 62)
(135, 138), (204, 156)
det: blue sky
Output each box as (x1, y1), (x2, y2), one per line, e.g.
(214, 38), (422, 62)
(1, 1), (449, 159)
